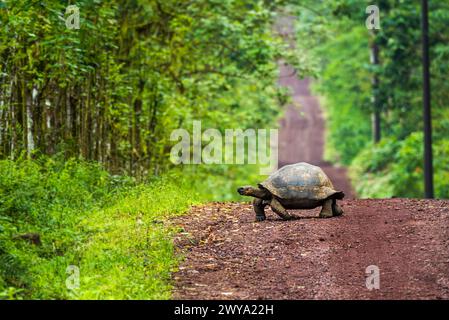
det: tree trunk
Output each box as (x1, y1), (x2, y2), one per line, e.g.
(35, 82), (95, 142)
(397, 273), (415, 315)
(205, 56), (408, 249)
(26, 86), (36, 156)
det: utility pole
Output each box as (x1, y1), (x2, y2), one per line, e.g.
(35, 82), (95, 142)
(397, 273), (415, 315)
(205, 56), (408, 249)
(421, 0), (434, 198)
(370, 31), (381, 143)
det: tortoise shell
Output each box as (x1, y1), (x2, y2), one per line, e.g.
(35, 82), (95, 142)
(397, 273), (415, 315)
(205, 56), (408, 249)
(260, 162), (342, 200)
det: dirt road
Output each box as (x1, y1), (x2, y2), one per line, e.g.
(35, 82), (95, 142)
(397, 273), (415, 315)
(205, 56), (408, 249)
(173, 200), (449, 299)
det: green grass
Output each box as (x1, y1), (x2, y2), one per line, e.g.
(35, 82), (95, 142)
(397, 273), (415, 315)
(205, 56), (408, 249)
(74, 181), (197, 299)
(0, 157), (198, 299)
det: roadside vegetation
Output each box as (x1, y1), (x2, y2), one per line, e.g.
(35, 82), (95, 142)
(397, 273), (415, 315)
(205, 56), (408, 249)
(294, 1), (449, 198)
(0, 157), (196, 299)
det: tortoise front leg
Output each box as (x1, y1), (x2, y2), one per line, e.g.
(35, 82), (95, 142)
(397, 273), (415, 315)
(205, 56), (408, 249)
(269, 198), (292, 220)
(253, 198), (267, 222)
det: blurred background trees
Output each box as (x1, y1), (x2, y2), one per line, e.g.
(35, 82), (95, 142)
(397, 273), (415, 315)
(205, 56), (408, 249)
(294, 0), (449, 198)
(0, 0), (306, 181)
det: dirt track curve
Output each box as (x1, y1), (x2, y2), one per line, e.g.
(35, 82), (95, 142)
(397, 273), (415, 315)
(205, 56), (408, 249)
(172, 15), (449, 300)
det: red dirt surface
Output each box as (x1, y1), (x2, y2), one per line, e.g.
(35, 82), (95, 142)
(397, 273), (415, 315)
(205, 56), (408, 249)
(173, 200), (449, 299)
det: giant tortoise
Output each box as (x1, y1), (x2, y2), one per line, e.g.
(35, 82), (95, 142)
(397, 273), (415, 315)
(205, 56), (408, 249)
(238, 162), (344, 221)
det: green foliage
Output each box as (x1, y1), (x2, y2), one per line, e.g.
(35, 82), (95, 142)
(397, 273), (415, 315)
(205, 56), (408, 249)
(0, 0), (311, 179)
(178, 164), (267, 201)
(295, 0), (449, 198)
(351, 132), (449, 199)
(312, 26), (372, 164)
(0, 157), (197, 299)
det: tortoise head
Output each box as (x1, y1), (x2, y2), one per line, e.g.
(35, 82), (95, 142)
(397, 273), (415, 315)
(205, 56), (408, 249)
(237, 184), (270, 199)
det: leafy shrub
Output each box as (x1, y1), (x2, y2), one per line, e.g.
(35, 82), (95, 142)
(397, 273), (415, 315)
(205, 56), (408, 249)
(350, 133), (449, 199)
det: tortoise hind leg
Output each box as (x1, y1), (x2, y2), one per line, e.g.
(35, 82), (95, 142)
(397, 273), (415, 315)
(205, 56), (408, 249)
(319, 199), (333, 218)
(253, 198), (267, 222)
(270, 198), (292, 220)
(332, 199), (344, 216)
(320, 199), (343, 218)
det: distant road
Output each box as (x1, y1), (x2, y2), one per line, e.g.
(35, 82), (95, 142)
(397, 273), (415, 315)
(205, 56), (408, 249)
(276, 16), (354, 198)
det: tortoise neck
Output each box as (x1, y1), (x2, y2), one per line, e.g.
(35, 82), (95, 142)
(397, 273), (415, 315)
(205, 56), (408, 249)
(252, 187), (271, 199)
